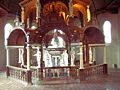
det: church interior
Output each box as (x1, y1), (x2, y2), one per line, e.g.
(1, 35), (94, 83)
(0, 0), (120, 89)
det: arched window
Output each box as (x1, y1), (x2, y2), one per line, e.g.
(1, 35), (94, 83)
(4, 23), (13, 45)
(103, 21), (111, 43)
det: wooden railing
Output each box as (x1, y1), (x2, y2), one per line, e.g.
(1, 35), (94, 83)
(79, 64), (107, 81)
(43, 67), (70, 78)
(6, 66), (32, 84)
(6, 64), (107, 84)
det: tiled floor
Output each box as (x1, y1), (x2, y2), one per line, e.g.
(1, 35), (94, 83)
(0, 68), (120, 90)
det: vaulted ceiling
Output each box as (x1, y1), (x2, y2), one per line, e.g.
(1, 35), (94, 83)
(0, 0), (120, 16)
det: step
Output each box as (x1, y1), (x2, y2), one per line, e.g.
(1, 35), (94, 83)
(33, 78), (80, 85)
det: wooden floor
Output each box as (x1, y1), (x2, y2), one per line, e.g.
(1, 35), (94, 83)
(0, 68), (120, 90)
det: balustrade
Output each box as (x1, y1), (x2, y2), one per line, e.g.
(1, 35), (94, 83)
(79, 64), (107, 81)
(6, 64), (107, 84)
(43, 67), (71, 78)
(6, 66), (32, 84)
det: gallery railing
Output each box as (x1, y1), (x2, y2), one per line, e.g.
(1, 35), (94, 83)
(31, 66), (78, 79)
(79, 64), (107, 81)
(6, 66), (32, 84)
(43, 67), (70, 78)
(6, 64), (107, 84)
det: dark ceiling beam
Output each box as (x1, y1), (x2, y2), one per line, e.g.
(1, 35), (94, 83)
(93, 0), (120, 15)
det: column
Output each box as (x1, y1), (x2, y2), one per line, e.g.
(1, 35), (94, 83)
(92, 47), (96, 64)
(36, 0), (41, 23)
(6, 48), (10, 66)
(79, 44), (84, 69)
(26, 34), (30, 70)
(69, 0), (73, 17)
(18, 48), (21, 64)
(40, 44), (43, 68)
(104, 46), (107, 64)
(36, 47), (41, 68)
(86, 44), (89, 64)
(6, 47), (10, 77)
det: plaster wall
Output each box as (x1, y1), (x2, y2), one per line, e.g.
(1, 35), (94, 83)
(96, 8), (120, 68)
(0, 14), (18, 71)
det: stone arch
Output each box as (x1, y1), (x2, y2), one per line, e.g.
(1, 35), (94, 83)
(84, 27), (105, 44)
(8, 29), (27, 46)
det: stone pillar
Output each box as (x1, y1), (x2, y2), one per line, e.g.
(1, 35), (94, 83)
(91, 47), (96, 65)
(69, 0), (73, 17)
(37, 44), (43, 80)
(70, 48), (75, 66)
(36, 0), (41, 24)
(83, 44), (86, 64)
(6, 47), (10, 66)
(79, 43), (84, 69)
(67, 42), (71, 66)
(26, 34), (30, 70)
(40, 44), (43, 68)
(104, 46), (107, 64)
(86, 44), (89, 64)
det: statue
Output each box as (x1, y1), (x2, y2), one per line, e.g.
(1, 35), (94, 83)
(34, 47), (41, 68)
(60, 50), (68, 66)
(89, 47), (93, 64)
(18, 48), (24, 66)
(43, 50), (52, 67)
(70, 48), (75, 66)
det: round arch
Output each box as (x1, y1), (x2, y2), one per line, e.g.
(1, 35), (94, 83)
(8, 29), (27, 46)
(42, 1), (68, 16)
(43, 29), (68, 48)
(38, 23), (80, 43)
(84, 27), (105, 44)
(73, 4), (87, 18)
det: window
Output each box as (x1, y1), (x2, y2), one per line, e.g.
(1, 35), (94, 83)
(103, 21), (111, 43)
(4, 23), (13, 45)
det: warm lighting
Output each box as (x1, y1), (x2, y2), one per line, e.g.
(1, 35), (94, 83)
(31, 26), (37, 30)
(87, 5), (91, 22)
(73, 4), (86, 16)
(103, 21), (111, 43)
(21, 7), (25, 23)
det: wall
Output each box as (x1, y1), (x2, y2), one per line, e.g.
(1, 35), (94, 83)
(0, 16), (6, 71)
(96, 8), (120, 68)
(0, 14), (18, 71)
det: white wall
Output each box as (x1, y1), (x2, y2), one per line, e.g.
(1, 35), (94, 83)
(0, 14), (18, 71)
(96, 8), (120, 68)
